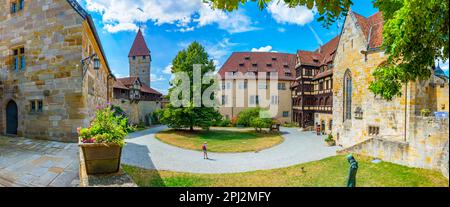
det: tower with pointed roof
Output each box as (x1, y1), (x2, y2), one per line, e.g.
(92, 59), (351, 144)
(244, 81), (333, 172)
(129, 29), (151, 87)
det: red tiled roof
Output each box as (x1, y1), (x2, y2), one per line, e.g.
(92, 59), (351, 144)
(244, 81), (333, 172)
(128, 29), (151, 57)
(114, 76), (162, 95)
(297, 36), (340, 67)
(141, 84), (162, 95)
(313, 69), (333, 80)
(218, 52), (297, 81)
(117, 77), (139, 86)
(113, 79), (128, 90)
(352, 11), (384, 49)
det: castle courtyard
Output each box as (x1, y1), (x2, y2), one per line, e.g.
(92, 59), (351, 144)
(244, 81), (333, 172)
(0, 136), (78, 187)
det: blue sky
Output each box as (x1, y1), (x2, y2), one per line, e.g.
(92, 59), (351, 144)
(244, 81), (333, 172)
(76, 0), (448, 95)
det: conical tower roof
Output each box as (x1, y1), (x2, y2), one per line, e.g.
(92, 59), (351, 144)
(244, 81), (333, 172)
(128, 29), (150, 57)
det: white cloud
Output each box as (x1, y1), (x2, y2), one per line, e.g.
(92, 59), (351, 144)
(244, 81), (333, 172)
(82, 0), (256, 33)
(277, 27), (286, 33)
(251, 45), (277, 52)
(267, 1), (315, 26)
(205, 38), (238, 60)
(163, 64), (173, 74)
(151, 74), (166, 81)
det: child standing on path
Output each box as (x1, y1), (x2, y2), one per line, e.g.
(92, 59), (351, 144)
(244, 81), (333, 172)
(202, 142), (208, 159)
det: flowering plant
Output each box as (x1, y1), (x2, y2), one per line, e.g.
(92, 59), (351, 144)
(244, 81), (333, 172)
(78, 104), (129, 147)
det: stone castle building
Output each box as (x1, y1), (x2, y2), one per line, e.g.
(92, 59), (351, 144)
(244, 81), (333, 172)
(112, 29), (162, 125)
(217, 52), (296, 124)
(332, 10), (449, 173)
(292, 36), (339, 134)
(0, 0), (115, 142)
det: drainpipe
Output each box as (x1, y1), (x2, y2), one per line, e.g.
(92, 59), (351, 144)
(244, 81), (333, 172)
(404, 82), (408, 142)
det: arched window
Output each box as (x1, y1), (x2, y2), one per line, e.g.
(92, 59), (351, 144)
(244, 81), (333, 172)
(319, 98), (324, 106)
(325, 97), (330, 106)
(343, 69), (352, 120)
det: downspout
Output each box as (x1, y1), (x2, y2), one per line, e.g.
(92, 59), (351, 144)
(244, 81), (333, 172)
(404, 82), (408, 142)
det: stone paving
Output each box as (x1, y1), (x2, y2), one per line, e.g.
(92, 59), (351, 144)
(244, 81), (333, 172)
(122, 126), (342, 174)
(0, 136), (79, 187)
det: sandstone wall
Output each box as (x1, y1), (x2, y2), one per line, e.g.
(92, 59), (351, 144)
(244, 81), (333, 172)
(340, 116), (449, 173)
(112, 99), (160, 125)
(129, 56), (151, 87)
(0, 0), (85, 142)
(332, 13), (407, 147)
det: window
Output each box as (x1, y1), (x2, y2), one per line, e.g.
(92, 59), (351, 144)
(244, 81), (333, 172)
(10, 0), (23, 14)
(221, 95), (227, 105)
(11, 2), (17, 13)
(368, 126), (380, 136)
(285, 72), (292, 77)
(258, 83), (267, 89)
(319, 82), (324, 91)
(239, 63), (244, 67)
(13, 47), (25, 71)
(267, 63), (272, 67)
(343, 69), (352, 121)
(283, 111), (289, 117)
(278, 83), (286, 90)
(133, 56), (136, 60)
(226, 82), (231, 89)
(329, 120), (333, 130)
(250, 95), (259, 105)
(30, 100), (43, 113)
(245, 56), (250, 60)
(252, 63), (258, 67)
(271, 95), (278, 105)
(143, 56), (146, 59)
(272, 57), (277, 61)
(238, 80), (248, 89)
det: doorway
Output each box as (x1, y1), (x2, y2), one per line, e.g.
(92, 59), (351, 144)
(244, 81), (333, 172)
(6, 100), (18, 135)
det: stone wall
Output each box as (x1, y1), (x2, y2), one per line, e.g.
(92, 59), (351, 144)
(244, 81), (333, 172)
(129, 56), (151, 87)
(112, 99), (161, 125)
(314, 113), (332, 135)
(332, 13), (407, 147)
(340, 116), (449, 173)
(0, 0), (85, 141)
(0, 0), (113, 142)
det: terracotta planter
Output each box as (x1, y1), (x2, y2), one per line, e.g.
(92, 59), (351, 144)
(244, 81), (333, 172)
(79, 143), (122, 175)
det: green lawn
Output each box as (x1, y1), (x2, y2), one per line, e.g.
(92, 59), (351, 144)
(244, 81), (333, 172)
(123, 155), (449, 187)
(154, 129), (283, 153)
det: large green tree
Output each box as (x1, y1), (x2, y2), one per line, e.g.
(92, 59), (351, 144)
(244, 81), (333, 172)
(160, 42), (222, 131)
(369, 0), (449, 100)
(207, 0), (449, 100)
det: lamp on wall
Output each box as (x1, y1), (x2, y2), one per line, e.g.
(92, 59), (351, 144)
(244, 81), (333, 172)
(81, 53), (100, 79)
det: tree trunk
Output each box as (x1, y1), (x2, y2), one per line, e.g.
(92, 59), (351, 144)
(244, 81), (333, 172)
(190, 125), (194, 131)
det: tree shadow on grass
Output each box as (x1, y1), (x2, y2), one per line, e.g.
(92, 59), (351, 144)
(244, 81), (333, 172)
(121, 142), (165, 187)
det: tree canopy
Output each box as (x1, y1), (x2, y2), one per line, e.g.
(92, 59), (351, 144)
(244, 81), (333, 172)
(205, 0), (353, 27)
(160, 42), (222, 131)
(369, 0), (449, 100)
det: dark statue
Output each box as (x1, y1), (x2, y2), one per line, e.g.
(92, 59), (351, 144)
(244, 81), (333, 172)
(347, 154), (358, 187)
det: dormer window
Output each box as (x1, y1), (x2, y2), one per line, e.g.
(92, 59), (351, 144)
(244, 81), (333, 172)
(133, 56), (136, 60)
(239, 63), (244, 67)
(266, 63), (272, 67)
(313, 59), (319, 63)
(244, 56), (250, 60)
(252, 63), (257, 67)
(272, 57), (277, 61)
(285, 72), (292, 77)
(283, 64), (289, 68)
(143, 56), (146, 60)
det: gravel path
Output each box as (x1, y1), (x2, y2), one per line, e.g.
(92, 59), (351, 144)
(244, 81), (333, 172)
(122, 125), (341, 174)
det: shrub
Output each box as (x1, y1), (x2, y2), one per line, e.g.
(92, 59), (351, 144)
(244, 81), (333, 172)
(218, 119), (232, 127)
(325, 134), (334, 142)
(77, 105), (129, 147)
(421, 108), (431, 117)
(250, 117), (274, 132)
(237, 108), (261, 127)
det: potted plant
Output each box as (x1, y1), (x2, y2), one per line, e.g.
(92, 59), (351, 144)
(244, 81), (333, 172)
(325, 134), (336, 146)
(78, 105), (129, 174)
